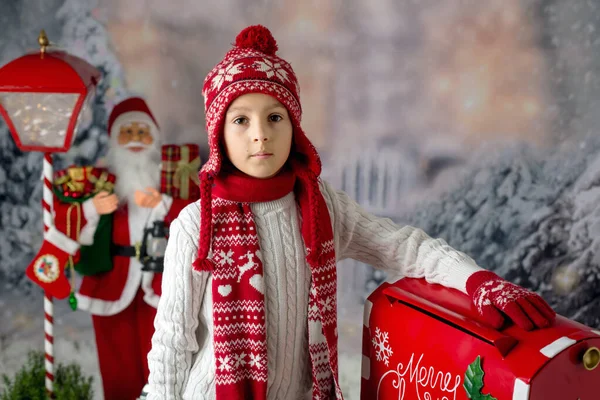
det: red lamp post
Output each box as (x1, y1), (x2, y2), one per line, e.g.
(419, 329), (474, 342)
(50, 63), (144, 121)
(0, 30), (100, 397)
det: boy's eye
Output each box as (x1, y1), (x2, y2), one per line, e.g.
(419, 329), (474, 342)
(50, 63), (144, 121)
(138, 130), (145, 135)
(269, 114), (283, 122)
(126, 129), (133, 134)
(233, 117), (248, 125)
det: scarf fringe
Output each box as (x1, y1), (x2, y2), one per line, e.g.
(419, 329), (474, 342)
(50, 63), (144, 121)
(192, 257), (215, 272)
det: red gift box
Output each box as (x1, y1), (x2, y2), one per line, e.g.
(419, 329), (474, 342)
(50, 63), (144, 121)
(360, 278), (600, 400)
(160, 144), (201, 201)
(54, 165), (116, 199)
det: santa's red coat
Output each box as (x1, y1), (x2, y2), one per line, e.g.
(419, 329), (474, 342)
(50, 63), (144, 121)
(54, 194), (190, 315)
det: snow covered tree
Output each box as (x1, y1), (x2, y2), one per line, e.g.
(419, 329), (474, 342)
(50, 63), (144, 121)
(54, 0), (129, 167)
(401, 135), (600, 328)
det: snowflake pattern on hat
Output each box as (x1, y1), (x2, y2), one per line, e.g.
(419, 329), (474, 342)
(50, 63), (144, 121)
(210, 62), (245, 92)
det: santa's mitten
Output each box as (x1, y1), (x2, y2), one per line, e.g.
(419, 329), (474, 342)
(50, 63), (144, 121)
(466, 270), (556, 331)
(26, 226), (80, 299)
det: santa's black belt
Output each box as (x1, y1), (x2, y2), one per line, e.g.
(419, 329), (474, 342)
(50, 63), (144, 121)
(111, 243), (141, 259)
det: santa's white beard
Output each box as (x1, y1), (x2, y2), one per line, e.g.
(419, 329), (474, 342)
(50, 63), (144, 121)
(106, 142), (161, 204)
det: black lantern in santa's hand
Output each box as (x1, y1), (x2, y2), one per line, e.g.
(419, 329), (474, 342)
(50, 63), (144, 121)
(139, 220), (168, 273)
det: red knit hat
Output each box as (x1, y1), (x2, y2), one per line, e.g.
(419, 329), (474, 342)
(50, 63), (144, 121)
(195, 25), (325, 267)
(107, 97), (160, 139)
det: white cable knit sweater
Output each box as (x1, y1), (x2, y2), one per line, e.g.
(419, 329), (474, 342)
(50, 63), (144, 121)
(146, 180), (484, 399)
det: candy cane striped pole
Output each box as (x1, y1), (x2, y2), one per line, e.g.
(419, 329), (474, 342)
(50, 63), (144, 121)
(42, 152), (54, 398)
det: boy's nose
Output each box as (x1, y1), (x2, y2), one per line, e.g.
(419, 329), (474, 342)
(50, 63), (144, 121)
(252, 126), (270, 142)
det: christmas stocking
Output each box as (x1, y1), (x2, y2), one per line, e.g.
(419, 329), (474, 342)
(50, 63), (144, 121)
(26, 226), (81, 299)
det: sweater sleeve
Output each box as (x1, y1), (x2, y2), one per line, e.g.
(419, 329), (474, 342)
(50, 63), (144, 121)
(147, 203), (208, 399)
(319, 180), (484, 294)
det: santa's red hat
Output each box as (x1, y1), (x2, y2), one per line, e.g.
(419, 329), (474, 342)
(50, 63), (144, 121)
(107, 97), (160, 139)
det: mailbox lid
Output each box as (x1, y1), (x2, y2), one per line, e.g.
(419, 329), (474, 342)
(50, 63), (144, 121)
(378, 278), (600, 383)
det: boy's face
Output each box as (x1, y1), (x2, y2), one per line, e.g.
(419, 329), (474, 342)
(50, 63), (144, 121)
(223, 93), (293, 179)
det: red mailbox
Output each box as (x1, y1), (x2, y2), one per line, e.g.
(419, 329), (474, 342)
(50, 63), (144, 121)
(360, 278), (600, 400)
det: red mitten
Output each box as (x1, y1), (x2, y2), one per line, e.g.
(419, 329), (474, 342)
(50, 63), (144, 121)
(466, 270), (556, 331)
(26, 226), (80, 299)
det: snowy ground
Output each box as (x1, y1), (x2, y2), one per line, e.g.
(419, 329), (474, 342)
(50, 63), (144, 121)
(0, 288), (365, 400)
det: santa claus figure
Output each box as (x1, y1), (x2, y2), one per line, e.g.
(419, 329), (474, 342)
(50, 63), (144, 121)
(55, 97), (192, 399)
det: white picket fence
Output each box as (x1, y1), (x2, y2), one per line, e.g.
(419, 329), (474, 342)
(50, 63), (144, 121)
(324, 147), (420, 307)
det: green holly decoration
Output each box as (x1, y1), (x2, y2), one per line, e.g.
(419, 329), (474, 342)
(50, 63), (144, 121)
(68, 292), (78, 311)
(463, 356), (497, 400)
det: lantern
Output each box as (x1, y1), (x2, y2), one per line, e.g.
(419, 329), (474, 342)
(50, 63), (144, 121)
(139, 220), (168, 273)
(0, 31), (99, 153)
(0, 30), (100, 397)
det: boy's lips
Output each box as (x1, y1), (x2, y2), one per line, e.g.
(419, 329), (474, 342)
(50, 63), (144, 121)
(252, 151), (273, 159)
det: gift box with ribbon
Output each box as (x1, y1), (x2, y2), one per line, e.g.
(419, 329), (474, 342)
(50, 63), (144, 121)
(160, 144), (201, 201)
(54, 166), (116, 200)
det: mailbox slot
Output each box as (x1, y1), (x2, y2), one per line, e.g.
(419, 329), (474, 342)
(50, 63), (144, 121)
(384, 286), (518, 357)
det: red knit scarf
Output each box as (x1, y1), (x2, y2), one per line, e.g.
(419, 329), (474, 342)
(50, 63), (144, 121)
(193, 166), (341, 399)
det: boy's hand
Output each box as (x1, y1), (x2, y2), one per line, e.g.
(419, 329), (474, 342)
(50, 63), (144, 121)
(467, 271), (556, 331)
